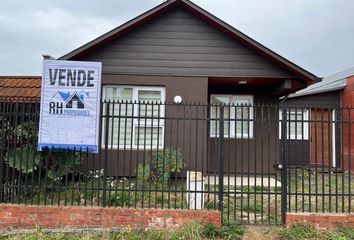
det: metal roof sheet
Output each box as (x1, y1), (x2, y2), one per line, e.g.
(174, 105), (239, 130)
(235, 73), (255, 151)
(288, 67), (354, 98)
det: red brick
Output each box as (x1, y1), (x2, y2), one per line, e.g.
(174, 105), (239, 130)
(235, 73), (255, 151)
(0, 204), (221, 229)
(286, 213), (354, 229)
(326, 215), (348, 222)
(307, 215), (329, 222)
(286, 214), (304, 221)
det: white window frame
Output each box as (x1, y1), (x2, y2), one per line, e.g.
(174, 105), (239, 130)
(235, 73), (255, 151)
(279, 109), (309, 140)
(102, 85), (166, 149)
(210, 94), (254, 139)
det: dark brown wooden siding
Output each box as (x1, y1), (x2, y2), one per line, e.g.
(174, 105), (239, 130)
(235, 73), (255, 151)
(80, 7), (297, 78)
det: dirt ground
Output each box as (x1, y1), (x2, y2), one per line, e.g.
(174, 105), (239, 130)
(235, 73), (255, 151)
(242, 226), (276, 240)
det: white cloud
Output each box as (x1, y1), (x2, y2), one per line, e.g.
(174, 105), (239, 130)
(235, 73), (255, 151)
(0, 0), (353, 76)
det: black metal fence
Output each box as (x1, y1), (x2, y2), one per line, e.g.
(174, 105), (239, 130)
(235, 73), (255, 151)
(0, 98), (353, 225)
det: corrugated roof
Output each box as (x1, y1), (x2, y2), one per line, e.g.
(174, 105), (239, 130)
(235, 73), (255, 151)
(288, 67), (354, 98)
(0, 76), (41, 99)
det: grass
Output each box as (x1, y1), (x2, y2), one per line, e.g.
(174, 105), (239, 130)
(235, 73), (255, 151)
(1, 223), (353, 240)
(270, 223), (354, 240)
(0, 221), (245, 240)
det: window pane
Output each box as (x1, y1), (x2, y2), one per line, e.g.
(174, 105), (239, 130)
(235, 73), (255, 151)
(138, 90), (161, 102)
(210, 105), (219, 137)
(210, 106), (230, 137)
(108, 118), (133, 146)
(211, 96), (231, 137)
(210, 96), (253, 138)
(105, 87), (133, 101)
(235, 105), (251, 137)
(135, 127), (163, 147)
(213, 96), (230, 104)
(279, 109), (307, 140)
(138, 90), (162, 118)
(287, 111), (305, 139)
(104, 88), (134, 147)
(233, 99), (251, 106)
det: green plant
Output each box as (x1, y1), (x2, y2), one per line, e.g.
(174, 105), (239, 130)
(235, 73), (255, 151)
(136, 148), (183, 188)
(45, 151), (81, 182)
(144, 229), (165, 240)
(201, 222), (221, 238)
(240, 202), (263, 214)
(273, 223), (321, 240)
(170, 221), (203, 240)
(219, 221), (245, 240)
(3, 121), (81, 184)
(5, 144), (41, 173)
(4, 121), (41, 173)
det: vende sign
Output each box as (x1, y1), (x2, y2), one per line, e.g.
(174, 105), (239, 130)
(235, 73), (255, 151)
(38, 60), (102, 153)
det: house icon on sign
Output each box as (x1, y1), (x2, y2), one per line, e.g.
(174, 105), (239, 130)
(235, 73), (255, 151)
(65, 92), (85, 109)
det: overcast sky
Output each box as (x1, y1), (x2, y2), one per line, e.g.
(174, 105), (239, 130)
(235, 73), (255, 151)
(0, 0), (353, 77)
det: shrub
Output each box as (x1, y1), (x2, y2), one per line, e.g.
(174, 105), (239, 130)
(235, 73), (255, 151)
(201, 222), (221, 238)
(273, 223), (321, 240)
(170, 221), (203, 240)
(219, 221), (245, 240)
(3, 121), (81, 184)
(136, 148), (183, 188)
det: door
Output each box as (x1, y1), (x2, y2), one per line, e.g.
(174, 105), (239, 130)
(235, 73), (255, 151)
(310, 109), (333, 168)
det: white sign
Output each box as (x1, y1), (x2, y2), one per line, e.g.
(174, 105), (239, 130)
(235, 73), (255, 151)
(38, 60), (102, 153)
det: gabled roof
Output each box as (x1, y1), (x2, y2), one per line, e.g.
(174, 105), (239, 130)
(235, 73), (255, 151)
(288, 67), (354, 98)
(0, 76), (41, 99)
(59, 0), (319, 84)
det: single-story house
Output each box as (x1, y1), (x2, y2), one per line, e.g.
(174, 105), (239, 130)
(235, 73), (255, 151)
(1, 0), (320, 176)
(283, 67), (354, 172)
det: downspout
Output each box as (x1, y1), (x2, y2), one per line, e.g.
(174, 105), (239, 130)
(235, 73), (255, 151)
(279, 94), (290, 106)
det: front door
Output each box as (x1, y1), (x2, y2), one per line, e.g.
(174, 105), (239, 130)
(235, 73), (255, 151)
(310, 109), (333, 168)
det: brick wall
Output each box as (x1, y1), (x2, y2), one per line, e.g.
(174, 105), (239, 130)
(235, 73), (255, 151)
(0, 204), (221, 229)
(287, 213), (354, 228)
(342, 75), (354, 172)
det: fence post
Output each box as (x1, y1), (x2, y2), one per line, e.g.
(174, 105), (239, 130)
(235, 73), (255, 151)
(281, 107), (288, 225)
(102, 101), (110, 207)
(218, 105), (224, 215)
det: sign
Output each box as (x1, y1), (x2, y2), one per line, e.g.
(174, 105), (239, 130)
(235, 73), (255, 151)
(38, 60), (102, 153)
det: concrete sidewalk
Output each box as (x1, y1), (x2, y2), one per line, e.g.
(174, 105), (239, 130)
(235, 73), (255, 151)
(205, 176), (281, 188)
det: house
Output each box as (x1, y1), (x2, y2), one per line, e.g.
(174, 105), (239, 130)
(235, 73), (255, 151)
(57, 0), (319, 176)
(2, 0), (319, 176)
(283, 67), (354, 172)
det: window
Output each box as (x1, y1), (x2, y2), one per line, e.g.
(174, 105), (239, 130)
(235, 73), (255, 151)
(279, 109), (309, 140)
(210, 95), (253, 138)
(103, 86), (165, 149)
